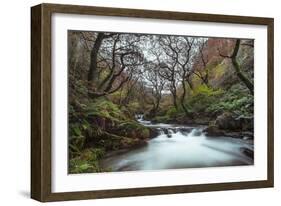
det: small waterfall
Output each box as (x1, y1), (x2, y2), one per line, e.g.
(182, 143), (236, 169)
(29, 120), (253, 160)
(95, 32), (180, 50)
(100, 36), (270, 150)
(157, 128), (177, 138)
(187, 128), (203, 137)
(135, 114), (151, 125)
(101, 119), (254, 171)
(157, 128), (165, 135)
(135, 114), (144, 121)
(157, 127), (202, 138)
(153, 126), (201, 138)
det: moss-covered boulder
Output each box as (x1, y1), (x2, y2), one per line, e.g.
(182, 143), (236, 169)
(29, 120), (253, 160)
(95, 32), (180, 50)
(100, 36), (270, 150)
(69, 148), (105, 173)
(215, 112), (240, 130)
(203, 125), (225, 137)
(215, 112), (253, 131)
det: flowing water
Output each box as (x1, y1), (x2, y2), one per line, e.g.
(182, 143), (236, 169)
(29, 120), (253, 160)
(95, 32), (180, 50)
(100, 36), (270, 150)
(100, 115), (254, 172)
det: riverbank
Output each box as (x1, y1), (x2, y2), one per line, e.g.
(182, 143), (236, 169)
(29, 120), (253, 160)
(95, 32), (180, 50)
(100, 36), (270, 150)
(69, 98), (253, 174)
(147, 111), (254, 140)
(68, 99), (157, 174)
(100, 118), (254, 172)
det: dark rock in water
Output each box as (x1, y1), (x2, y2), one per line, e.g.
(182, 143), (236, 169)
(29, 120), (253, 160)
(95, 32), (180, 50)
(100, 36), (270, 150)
(169, 128), (177, 133)
(203, 125), (225, 137)
(243, 136), (252, 140)
(206, 112), (254, 139)
(149, 128), (159, 139)
(162, 128), (169, 135)
(215, 112), (254, 132)
(224, 132), (243, 138)
(242, 131), (254, 139)
(237, 116), (254, 131)
(178, 127), (193, 134)
(215, 112), (241, 130)
(192, 129), (202, 136)
(120, 139), (148, 150)
(156, 128), (173, 138)
(240, 147), (254, 159)
(167, 129), (174, 138)
(203, 125), (253, 139)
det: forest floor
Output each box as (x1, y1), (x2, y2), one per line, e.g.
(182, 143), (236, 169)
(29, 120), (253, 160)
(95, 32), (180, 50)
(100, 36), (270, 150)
(68, 83), (254, 173)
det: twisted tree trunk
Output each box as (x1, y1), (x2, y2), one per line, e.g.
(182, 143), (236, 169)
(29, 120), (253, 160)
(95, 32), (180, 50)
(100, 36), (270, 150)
(231, 40), (254, 95)
(88, 33), (105, 82)
(219, 39), (254, 95)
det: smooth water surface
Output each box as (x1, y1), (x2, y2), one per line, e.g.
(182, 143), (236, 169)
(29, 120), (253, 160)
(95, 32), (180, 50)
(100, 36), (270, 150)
(100, 115), (254, 172)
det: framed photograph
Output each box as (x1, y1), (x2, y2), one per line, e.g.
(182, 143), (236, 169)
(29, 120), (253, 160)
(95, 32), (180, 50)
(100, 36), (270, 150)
(31, 3), (274, 202)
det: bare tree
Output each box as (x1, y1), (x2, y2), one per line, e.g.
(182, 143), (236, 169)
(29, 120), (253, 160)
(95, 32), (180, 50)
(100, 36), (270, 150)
(119, 75), (140, 106)
(176, 37), (195, 117)
(144, 62), (166, 116)
(192, 38), (210, 86)
(80, 32), (144, 98)
(158, 36), (180, 110)
(158, 35), (195, 116)
(137, 80), (156, 113)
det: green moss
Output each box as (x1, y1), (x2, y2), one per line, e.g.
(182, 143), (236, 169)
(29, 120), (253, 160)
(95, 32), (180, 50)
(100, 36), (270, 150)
(191, 84), (224, 97)
(187, 85), (224, 113)
(69, 148), (106, 173)
(166, 107), (178, 118)
(118, 121), (150, 139)
(141, 128), (150, 138)
(72, 124), (82, 136)
(69, 122), (87, 156)
(85, 99), (127, 122)
(69, 96), (155, 172)
(206, 84), (253, 116)
(153, 115), (171, 123)
(212, 62), (227, 79)
(187, 83), (253, 117)
(71, 80), (88, 97)
(127, 102), (141, 114)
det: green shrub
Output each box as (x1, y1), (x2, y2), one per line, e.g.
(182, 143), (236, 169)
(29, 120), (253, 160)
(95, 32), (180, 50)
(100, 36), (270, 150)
(69, 122), (87, 156)
(187, 85), (224, 113)
(152, 115), (171, 123)
(206, 84), (253, 116)
(141, 128), (150, 138)
(85, 99), (127, 122)
(127, 101), (141, 114)
(69, 148), (106, 173)
(118, 121), (150, 139)
(166, 107), (179, 118)
(191, 84), (224, 97)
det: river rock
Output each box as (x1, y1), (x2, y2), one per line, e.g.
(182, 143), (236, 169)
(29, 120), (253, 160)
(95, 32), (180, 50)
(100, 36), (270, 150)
(178, 127), (193, 133)
(149, 127), (159, 138)
(242, 131), (254, 139)
(120, 138), (148, 150)
(192, 129), (203, 136)
(237, 116), (254, 131)
(203, 125), (225, 137)
(240, 147), (254, 159)
(204, 126), (254, 139)
(215, 112), (241, 130)
(215, 112), (254, 131)
(223, 131), (243, 138)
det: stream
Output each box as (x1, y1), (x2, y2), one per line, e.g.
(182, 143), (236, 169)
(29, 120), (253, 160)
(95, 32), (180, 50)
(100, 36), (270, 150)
(100, 115), (254, 172)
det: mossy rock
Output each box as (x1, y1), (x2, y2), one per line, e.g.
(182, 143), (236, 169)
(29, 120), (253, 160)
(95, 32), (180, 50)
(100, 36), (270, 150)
(203, 125), (225, 137)
(85, 99), (128, 122)
(69, 148), (105, 173)
(117, 121), (151, 139)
